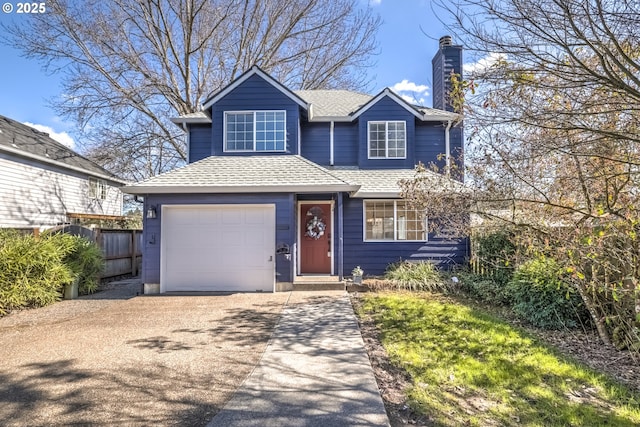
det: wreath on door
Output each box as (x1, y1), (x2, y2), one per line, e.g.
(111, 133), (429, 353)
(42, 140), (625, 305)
(305, 215), (326, 239)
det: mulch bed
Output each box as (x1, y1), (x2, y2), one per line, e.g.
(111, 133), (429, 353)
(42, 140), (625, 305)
(350, 292), (640, 427)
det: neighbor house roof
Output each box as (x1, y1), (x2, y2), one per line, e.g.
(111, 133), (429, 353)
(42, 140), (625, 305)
(0, 115), (127, 185)
(122, 155), (359, 194)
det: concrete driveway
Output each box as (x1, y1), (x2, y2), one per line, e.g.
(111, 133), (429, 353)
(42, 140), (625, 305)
(0, 281), (290, 426)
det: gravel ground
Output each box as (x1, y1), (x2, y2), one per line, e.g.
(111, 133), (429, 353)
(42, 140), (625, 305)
(0, 281), (290, 426)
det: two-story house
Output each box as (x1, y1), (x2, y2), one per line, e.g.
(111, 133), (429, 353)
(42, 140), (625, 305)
(124, 36), (468, 293)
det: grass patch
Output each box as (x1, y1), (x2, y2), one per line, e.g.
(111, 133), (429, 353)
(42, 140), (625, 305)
(383, 261), (450, 292)
(358, 292), (640, 426)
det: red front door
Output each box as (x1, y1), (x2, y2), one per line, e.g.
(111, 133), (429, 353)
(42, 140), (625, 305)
(300, 203), (332, 274)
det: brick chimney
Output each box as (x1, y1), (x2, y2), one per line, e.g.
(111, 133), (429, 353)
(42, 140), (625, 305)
(431, 35), (463, 112)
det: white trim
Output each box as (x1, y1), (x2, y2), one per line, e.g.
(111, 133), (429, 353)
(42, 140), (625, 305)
(362, 199), (428, 242)
(298, 116), (302, 155)
(351, 89), (424, 120)
(223, 110), (287, 153)
(160, 203), (276, 293)
(445, 120), (452, 176)
(367, 121), (407, 160)
(123, 183), (358, 195)
(329, 121), (334, 166)
(297, 200), (335, 276)
(203, 66), (308, 110)
(170, 115), (212, 125)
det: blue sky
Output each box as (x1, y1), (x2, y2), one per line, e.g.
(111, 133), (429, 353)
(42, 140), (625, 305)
(0, 0), (464, 149)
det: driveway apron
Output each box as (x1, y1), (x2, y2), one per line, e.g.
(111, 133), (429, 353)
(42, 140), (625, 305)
(208, 291), (390, 427)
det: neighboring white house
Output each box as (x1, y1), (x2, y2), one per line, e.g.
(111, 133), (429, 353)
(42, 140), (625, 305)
(0, 114), (127, 228)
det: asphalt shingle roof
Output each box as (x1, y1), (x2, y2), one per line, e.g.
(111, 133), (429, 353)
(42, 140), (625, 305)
(294, 90), (372, 117)
(122, 155), (358, 194)
(0, 115), (124, 183)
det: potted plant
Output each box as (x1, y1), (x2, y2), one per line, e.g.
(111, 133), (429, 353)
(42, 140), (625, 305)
(351, 266), (364, 285)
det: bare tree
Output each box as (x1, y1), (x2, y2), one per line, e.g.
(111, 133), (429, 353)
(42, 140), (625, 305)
(402, 0), (640, 348)
(3, 0), (380, 180)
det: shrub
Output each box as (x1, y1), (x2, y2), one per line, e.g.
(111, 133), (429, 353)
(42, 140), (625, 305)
(55, 234), (104, 295)
(473, 230), (517, 287)
(455, 269), (511, 305)
(0, 230), (71, 314)
(506, 255), (589, 329)
(384, 261), (449, 292)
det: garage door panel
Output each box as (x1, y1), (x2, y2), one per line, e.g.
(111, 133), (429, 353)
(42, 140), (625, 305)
(162, 205), (275, 292)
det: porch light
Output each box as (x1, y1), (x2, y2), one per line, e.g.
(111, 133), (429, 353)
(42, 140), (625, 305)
(146, 205), (157, 219)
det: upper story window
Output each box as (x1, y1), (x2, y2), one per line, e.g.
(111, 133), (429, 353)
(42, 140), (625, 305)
(88, 177), (107, 200)
(225, 110), (286, 152)
(364, 200), (427, 241)
(368, 121), (406, 159)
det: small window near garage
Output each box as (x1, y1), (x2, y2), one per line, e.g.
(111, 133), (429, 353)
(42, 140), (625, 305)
(364, 200), (427, 241)
(88, 177), (107, 200)
(225, 110), (286, 152)
(368, 121), (406, 159)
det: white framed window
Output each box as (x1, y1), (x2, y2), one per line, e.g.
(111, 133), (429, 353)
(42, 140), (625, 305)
(224, 110), (286, 152)
(368, 121), (406, 159)
(363, 200), (427, 241)
(88, 178), (107, 200)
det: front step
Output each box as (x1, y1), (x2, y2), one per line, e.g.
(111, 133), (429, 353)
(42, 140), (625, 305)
(293, 276), (345, 291)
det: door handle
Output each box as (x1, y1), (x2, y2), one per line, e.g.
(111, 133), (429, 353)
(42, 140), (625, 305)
(268, 255), (273, 262)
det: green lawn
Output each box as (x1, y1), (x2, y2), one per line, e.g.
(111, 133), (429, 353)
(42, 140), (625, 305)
(358, 292), (640, 427)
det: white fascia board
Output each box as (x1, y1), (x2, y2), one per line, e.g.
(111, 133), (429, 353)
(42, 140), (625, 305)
(350, 191), (400, 198)
(122, 184), (360, 195)
(307, 115), (353, 122)
(170, 116), (212, 125)
(0, 144), (129, 186)
(202, 66), (309, 110)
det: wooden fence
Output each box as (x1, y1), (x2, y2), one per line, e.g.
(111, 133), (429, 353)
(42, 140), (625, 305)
(94, 228), (143, 279)
(5, 226), (143, 280)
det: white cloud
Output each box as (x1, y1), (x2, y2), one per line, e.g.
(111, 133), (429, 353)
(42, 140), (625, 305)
(391, 79), (429, 94)
(391, 79), (430, 106)
(369, 0), (382, 4)
(23, 122), (76, 149)
(463, 52), (507, 76)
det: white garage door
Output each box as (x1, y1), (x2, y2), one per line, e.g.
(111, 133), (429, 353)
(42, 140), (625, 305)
(161, 204), (275, 292)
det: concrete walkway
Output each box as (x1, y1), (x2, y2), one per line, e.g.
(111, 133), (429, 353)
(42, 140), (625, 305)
(208, 291), (390, 427)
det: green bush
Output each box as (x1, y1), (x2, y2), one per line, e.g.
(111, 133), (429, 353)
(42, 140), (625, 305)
(384, 261), (449, 292)
(455, 269), (511, 304)
(506, 255), (589, 329)
(55, 234), (104, 295)
(473, 230), (517, 287)
(0, 230), (71, 314)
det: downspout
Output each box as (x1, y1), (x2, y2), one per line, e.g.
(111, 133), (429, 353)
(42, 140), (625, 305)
(444, 120), (452, 176)
(330, 121), (335, 166)
(182, 123), (190, 163)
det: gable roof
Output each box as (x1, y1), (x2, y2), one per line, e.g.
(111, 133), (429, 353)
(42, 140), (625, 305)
(122, 155), (358, 194)
(202, 66), (309, 110)
(0, 115), (127, 185)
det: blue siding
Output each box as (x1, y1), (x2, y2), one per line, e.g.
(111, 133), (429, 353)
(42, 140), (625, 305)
(300, 122), (329, 164)
(415, 121), (446, 170)
(142, 193), (295, 285)
(450, 125), (464, 178)
(341, 196), (469, 276)
(334, 122), (358, 166)
(210, 74), (300, 155)
(358, 96), (416, 168)
(188, 124), (212, 163)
